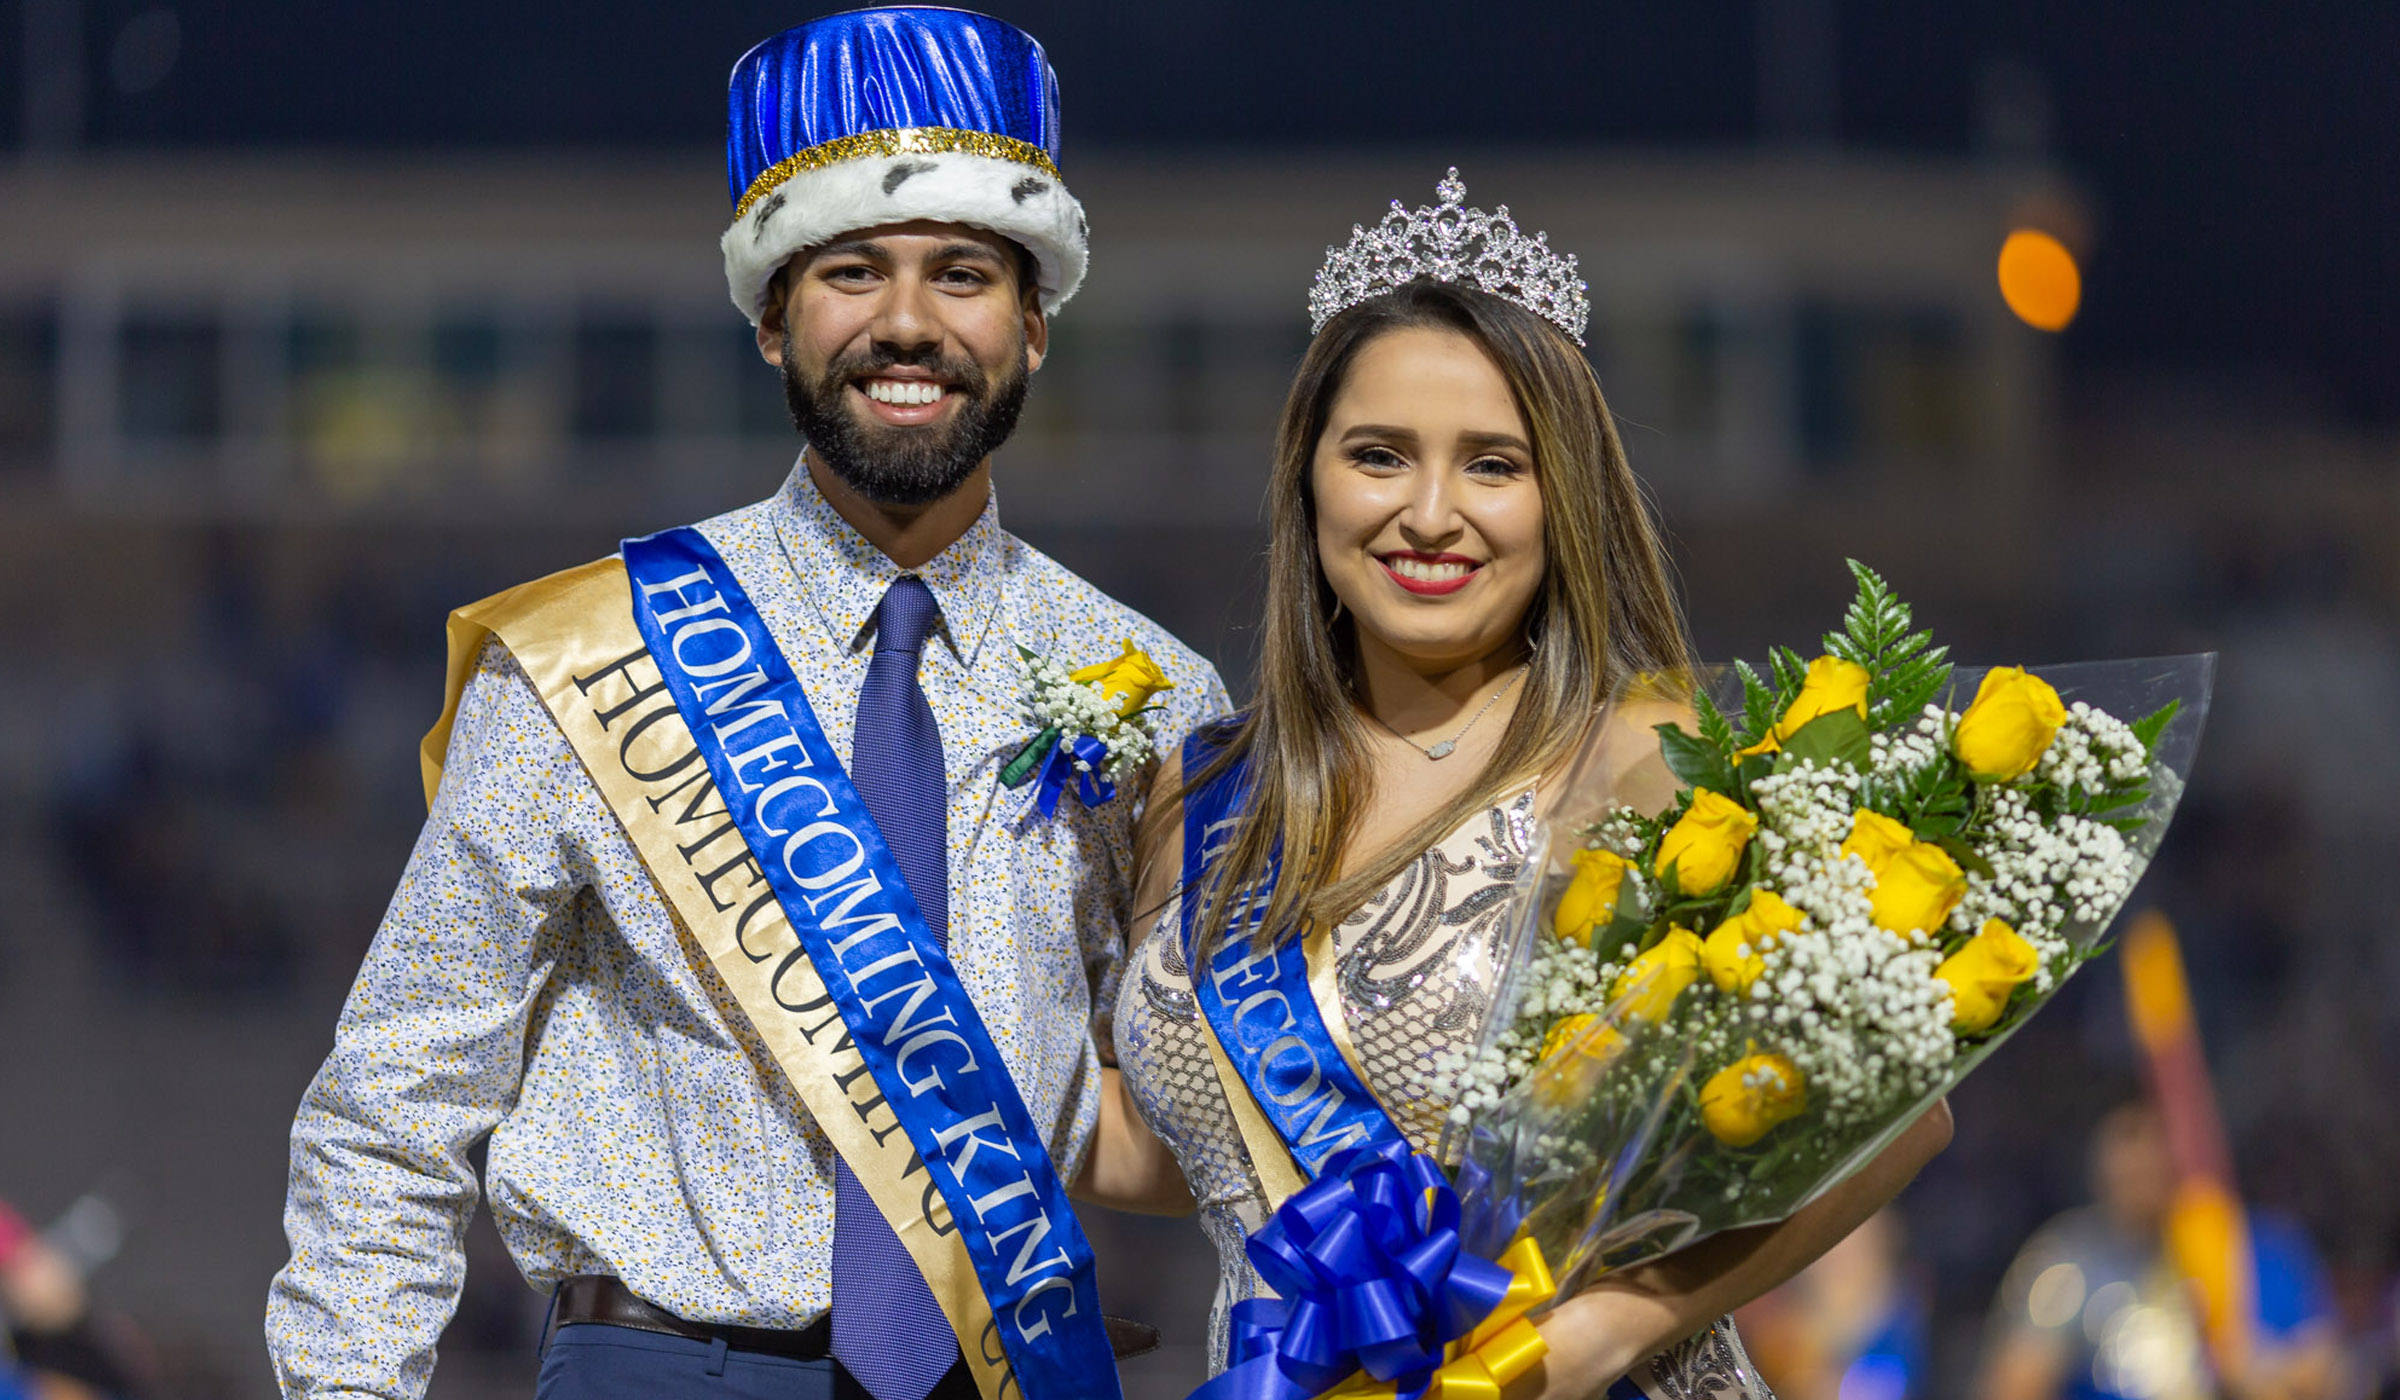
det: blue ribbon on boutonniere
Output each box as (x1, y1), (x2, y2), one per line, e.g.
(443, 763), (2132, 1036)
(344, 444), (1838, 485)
(1002, 641), (1171, 819)
(1033, 732), (1115, 817)
(1194, 1139), (1553, 1400)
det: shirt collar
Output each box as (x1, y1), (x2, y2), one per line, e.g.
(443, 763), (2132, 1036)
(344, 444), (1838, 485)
(769, 456), (1008, 669)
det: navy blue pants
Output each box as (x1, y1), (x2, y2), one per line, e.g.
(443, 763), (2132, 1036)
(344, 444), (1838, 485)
(536, 1324), (976, 1400)
(537, 1325), (835, 1400)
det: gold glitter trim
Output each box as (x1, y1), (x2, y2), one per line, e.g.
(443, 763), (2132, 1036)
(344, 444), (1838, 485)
(732, 126), (1062, 220)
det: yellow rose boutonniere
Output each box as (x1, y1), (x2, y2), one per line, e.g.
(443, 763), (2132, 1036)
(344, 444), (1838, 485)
(1655, 790), (1758, 896)
(1953, 666), (2067, 781)
(1004, 641), (1174, 813)
(1554, 848), (1633, 946)
(1608, 927), (1704, 1022)
(1739, 655), (1871, 756)
(1069, 640), (1174, 719)
(1703, 889), (1806, 994)
(1936, 918), (2041, 1031)
(1699, 1049), (1808, 1147)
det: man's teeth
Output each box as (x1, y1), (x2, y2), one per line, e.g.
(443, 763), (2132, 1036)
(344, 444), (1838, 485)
(864, 380), (947, 406)
(1389, 557), (1474, 583)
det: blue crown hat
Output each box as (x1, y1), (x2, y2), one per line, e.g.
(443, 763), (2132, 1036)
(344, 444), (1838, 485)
(721, 6), (1089, 324)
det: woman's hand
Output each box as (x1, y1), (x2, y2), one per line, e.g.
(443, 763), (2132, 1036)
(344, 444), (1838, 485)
(1500, 1099), (1955, 1399)
(1071, 751), (1200, 1217)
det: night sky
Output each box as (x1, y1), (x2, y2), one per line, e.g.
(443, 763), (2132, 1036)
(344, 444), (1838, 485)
(10, 0), (2395, 424)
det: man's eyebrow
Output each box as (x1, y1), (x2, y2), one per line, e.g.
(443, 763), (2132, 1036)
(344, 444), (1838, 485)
(932, 241), (1009, 266)
(808, 239), (886, 266)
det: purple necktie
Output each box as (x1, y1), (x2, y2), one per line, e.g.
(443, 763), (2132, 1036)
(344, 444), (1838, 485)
(832, 576), (957, 1400)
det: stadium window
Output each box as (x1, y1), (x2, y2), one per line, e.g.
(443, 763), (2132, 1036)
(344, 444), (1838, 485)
(0, 300), (59, 469)
(570, 310), (658, 443)
(723, 323), (791, 441)
(118, 311), (224, 445)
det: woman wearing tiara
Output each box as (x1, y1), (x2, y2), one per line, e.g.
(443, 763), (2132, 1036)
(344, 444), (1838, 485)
(1077, 173), (1954, 1397)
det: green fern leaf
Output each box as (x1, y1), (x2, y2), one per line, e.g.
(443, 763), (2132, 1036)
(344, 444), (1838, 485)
(1733, 659), (1778, 745)
(2130, 700), (2181, 756)
(1833, 560), (1955, 729)
(1693, 687), (1740, 757)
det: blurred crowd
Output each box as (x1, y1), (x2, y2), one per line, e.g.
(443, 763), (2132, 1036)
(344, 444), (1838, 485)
(1739, 1100), (2394, 1400)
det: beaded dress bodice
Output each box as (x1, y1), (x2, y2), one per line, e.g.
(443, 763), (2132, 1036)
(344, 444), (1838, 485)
(1111, 791), (1776, 1396)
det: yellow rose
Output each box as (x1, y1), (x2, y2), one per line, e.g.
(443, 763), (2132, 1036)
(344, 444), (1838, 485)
(1936, 918), (2041, 1032)
(1870, 842), (1968, 940)
(1608, 927), (1704, 1022)
(1699, 1050), (1808, 1148)
(1840, 810), (1969, 940)
(1739, 655), (1871, 756)
(1839, 809), (1915, 873)
(1538, 1012), (1625, 1064)
(1554, 848), (1633, 946)
(1655, 790), (1758, 896)
(1703, 889), (1805, 994)
(1953, 666), (2067, 781)
(1069, 640), (1174, 719)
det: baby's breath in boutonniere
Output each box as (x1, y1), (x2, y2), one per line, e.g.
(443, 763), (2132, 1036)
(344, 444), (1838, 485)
(1002, 641), (1173, 816)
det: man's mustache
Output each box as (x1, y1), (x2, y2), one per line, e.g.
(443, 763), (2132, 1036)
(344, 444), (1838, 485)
(823, 348), (990, 397)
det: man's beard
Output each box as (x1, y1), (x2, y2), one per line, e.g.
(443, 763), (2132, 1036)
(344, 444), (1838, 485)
(783, 332), (1030, 507)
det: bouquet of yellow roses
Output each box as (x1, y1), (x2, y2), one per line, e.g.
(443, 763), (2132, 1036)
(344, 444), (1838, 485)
(1441, 562), (2212, 1294)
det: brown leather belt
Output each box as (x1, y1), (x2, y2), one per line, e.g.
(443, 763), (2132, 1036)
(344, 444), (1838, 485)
(552, 1275), (1161, 1362)
(553, 1276), (832, 1359)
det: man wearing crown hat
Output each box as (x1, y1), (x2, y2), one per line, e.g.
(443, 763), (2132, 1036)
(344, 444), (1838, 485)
(265, 10), (1227, 1400)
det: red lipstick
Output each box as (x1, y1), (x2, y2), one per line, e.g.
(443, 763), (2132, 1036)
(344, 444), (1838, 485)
(1378, 551), (1481, 597)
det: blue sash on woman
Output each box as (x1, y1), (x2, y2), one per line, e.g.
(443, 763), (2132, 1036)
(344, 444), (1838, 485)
(1178, 731), (1409, 1179)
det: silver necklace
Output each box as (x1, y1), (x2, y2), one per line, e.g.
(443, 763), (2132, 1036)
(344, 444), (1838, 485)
(1377, 666), (1526, 760)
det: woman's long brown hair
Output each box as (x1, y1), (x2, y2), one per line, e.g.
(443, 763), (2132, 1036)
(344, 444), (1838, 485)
(1175, 279), (1693, 964)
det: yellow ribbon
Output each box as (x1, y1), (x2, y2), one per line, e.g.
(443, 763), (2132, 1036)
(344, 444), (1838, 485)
(1319, 1238), (1557, 1400)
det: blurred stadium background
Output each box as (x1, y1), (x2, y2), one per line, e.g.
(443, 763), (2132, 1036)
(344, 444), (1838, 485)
(0, 3), (2394, 1398)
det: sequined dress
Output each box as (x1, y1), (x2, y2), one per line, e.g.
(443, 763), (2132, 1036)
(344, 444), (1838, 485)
(1112, 791), (1776, 1398)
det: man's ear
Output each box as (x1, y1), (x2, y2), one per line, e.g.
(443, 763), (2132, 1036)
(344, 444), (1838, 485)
(755, 267), (792, 366)
(1023, 302), (1048, 375)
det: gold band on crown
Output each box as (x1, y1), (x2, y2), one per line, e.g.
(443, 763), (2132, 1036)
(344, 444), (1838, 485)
(732, 126), (1063, 220)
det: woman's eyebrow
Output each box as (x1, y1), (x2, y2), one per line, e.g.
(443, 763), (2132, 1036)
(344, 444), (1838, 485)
(1456, 429), (1532, 453)
(1338, 423), (1420, 444)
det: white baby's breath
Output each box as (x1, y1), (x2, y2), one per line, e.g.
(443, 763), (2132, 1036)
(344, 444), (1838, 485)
(1018, 651), (1158, 780)
(1461, 682), (2159, 1164)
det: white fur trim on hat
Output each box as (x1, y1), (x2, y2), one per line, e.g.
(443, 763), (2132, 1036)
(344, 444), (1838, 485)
(721, 150), (1088, 324)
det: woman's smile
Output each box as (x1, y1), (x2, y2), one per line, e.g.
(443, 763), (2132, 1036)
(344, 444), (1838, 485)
(1378, 550), (1483, 595)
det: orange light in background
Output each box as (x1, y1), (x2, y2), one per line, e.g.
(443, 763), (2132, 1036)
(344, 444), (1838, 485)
(1997, 228), (2081, 331)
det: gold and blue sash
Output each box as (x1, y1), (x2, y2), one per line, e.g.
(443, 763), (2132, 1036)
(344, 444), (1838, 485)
(1178, 737), (1606, 1400)
(1178, 732), (1408, 1197)
(422, 532), (1119, 1400)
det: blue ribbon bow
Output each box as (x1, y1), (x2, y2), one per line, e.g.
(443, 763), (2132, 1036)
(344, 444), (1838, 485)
(1196, 1141), (1518, 1400)
(1034, 733), (1116, 817)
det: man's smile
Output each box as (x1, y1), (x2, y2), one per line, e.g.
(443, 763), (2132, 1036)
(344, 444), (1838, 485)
(854, 374), (956, 425)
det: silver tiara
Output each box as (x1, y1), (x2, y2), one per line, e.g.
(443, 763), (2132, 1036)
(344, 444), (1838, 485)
(1307, 168), (1590, 345)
